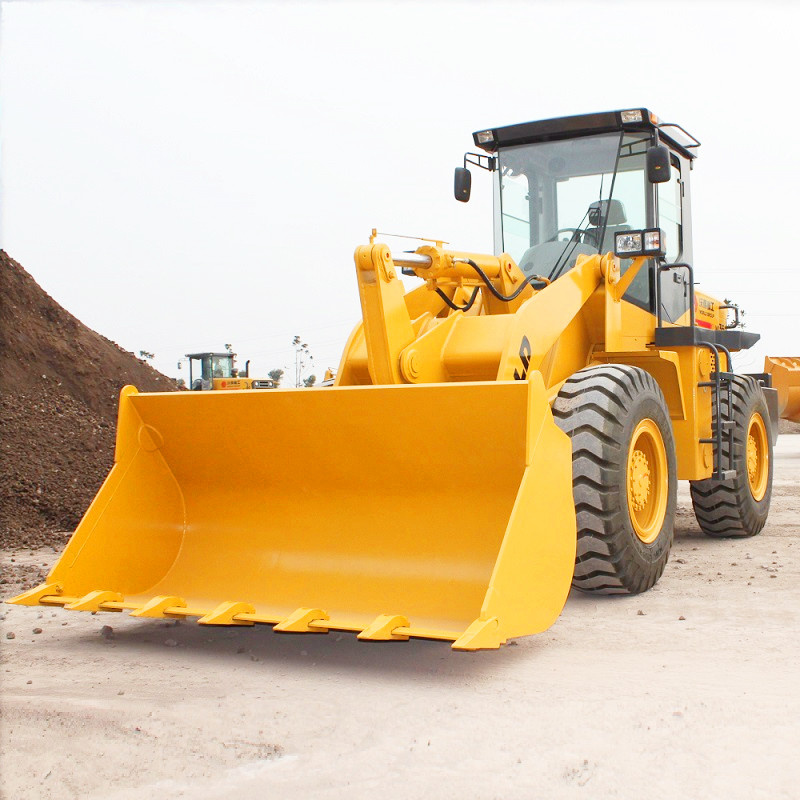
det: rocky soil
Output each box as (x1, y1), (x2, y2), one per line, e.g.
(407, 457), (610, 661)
(0, 251), (177, 547)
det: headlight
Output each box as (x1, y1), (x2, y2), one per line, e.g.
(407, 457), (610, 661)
(614, 228), (666, 258)
(615, 232), (643, 254)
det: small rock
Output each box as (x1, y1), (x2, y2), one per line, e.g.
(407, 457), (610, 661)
(5, 632), (15, 640)
(509, 640), (518, 646)
(676, 558), (686, 564)
(769, 574), (776, 579)
(637, 610), (645, 616)
(164, 638), (178, 647)
(100, 625), (114, 639)
(26, 680), (32, 685)
(678, 616), (686, 621)
(117, 690), (125, 695)
(32, 628), (43, 634)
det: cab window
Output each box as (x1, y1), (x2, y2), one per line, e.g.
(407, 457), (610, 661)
(658, 160), (682, 263)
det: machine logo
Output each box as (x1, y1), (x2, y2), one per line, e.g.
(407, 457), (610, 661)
(513, 336), (532, 381)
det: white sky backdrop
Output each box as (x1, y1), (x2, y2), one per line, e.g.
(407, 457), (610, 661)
(2, 0), (799, 382)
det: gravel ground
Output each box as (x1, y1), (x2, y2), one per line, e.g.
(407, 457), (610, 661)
(1, 437), (798, 800)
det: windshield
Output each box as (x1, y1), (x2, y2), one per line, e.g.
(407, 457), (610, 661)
(498, 132), (650, 278)
(211, 355), (234, 378)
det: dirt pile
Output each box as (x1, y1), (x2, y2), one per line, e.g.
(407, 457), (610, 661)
(0, 251), (177, 547)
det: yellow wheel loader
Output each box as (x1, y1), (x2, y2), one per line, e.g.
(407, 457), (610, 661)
(11, 108), (780, 650)
(764, 356), (800, 423)
(184, 351), (275, 391)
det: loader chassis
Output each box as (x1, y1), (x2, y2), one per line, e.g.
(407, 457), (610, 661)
(10, 108), (777, 650)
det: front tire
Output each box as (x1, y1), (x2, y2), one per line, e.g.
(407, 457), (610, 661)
(553, 365), (678, 594)
(690, 376), (773, 538)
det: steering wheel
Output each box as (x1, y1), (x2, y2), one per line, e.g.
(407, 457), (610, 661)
(548, 228), (586, 243)
(548, 228), (601, 247)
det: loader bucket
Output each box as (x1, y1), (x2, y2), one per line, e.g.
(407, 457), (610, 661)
(10, 376), (576, 650)
(765, 356), (800, 423)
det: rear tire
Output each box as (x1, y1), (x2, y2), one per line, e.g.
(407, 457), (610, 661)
(552, 364), (677, 594)
(689, 376), (773, 538)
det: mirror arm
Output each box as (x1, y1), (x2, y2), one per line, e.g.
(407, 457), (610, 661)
(464, 152), (496, 171)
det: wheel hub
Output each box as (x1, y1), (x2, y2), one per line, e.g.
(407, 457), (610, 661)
(747, 433), (758, 485)
(626, 418), (668, 544)
(746, 413), (769, 501)
(629, 449), (651, 511)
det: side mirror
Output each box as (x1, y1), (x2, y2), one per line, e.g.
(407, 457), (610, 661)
(647, 144), (671, 183)
(454, 166), (472, 202)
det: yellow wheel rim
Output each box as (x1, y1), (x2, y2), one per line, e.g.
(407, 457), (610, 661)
(626, 418), (669, 544)
(746, 412), (769, 502)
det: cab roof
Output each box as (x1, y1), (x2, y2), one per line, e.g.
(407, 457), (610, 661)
(473, 108), (700, 160)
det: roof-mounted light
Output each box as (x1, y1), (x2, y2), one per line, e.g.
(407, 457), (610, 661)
(620, 109), (644, 124)
(475, 130), (495, 145)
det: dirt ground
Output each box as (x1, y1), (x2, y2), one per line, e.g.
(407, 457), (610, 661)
(1, 437), (798, 800)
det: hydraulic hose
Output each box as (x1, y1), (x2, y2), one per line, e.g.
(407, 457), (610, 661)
(436, 286), (480, 311)
(452, 258), (546, 302)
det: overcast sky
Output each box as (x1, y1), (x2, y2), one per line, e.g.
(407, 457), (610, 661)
(2, 0), (799, 381)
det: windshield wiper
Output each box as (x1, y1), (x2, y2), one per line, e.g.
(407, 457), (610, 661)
(548, 130), (625, 283)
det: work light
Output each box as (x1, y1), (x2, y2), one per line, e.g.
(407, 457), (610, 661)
(614, 228), (666, 257)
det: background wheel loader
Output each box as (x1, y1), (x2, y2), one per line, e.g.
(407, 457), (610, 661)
(11, 108), (781, 650)
(183, 351), (275, 391)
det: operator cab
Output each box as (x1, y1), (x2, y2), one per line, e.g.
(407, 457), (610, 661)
(186, 352), (235, 391)
(458, 109), (700, 322)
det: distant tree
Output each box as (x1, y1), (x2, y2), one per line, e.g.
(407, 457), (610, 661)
(268, 368), (284, 386)
(302, 374), (317, 387)
(139, 350), (155, 361)
(292, 335), (314, 387)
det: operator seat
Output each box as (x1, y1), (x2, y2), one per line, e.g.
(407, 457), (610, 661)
(586, 199), (630, 253)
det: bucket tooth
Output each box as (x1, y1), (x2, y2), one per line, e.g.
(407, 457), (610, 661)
(7, 582), (63, 606)
(197, 601), (256, 626)
(65, 590), (124, 612)
(274, 607), (330, 633)
(452, 616), (505, 651)
(357, 614), (410, 641)
(130, 595), (187, 619)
